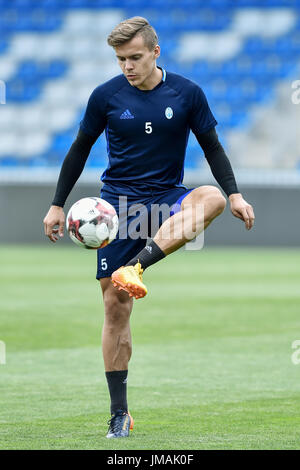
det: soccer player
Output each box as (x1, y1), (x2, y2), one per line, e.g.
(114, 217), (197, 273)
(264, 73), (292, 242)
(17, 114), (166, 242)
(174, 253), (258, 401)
(43, 17), (255, 438)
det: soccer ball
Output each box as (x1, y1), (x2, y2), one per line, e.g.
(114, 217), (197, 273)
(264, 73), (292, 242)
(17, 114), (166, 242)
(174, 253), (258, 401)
(66, 197), (118, 249)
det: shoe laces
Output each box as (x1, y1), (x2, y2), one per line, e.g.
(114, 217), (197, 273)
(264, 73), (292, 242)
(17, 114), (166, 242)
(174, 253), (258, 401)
(107, 411), (126, 432)
(135, 261), (143, 279)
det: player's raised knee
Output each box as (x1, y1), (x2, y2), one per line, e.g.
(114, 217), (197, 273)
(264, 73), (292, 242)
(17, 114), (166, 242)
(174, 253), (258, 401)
(213, 189), (227, 214)
(186, 186), (226, 214)
(204, 186), (226, 209)
(198, 186), (226, 219)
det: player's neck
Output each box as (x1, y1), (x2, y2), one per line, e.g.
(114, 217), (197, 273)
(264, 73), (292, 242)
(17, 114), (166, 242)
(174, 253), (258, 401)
(136, 66), (163, 91)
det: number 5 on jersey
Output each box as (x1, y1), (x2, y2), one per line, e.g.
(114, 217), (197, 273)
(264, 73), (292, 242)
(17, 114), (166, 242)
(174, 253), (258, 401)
(145, 122), (152, 134)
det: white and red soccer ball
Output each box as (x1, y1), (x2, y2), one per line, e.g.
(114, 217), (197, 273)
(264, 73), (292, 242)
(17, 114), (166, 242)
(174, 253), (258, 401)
(66, 197), (118, 249)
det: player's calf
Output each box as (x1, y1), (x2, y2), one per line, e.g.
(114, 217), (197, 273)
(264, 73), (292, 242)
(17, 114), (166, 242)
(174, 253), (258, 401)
(100, 279), (133, 370)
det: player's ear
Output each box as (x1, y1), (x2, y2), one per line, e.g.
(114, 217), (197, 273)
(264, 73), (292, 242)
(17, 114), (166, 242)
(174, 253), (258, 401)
(154, 45), (160, 59)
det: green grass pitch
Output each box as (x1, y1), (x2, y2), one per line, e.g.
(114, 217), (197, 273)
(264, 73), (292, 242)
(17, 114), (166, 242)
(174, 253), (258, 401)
(1, 245), (300, 450)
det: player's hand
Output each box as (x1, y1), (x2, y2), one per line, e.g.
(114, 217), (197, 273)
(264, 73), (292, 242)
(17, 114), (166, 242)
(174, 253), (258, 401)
(229, 193), (255, 230)
(43, 205), (65, 242)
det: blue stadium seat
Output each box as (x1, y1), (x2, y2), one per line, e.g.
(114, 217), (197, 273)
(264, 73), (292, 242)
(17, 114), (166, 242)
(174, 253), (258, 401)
(0, 38), (8, 54)
(38, 0), (66, 9)
(9, 0), (35, 9)
(184, 151), (201, 169)
(0, 157), (19, 167)
(244, 38), (273, 56)
(0, 8), (63, 32)
(52, 134), (74, 152)
(6, 60), (68, 104)
(6, 79), (40, 102)
(44, 60), (68, 78)
(18, 61), (40, 78)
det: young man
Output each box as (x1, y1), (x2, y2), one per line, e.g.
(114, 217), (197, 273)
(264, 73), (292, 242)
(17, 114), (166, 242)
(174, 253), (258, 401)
(43, 17), (255, 439)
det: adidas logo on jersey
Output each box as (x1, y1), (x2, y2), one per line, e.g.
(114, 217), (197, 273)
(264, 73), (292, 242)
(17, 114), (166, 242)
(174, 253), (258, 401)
(120, 109), (134, 119)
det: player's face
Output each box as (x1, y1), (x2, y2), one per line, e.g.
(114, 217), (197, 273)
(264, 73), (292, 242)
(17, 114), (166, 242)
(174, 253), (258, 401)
(115, 35), (160, 90)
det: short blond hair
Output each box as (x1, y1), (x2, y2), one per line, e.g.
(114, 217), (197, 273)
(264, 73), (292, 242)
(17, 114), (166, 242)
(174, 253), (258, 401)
(107, 16), (158, 51)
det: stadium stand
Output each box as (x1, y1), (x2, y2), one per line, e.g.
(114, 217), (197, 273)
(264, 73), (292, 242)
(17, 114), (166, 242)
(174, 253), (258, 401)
(0, 0), (299, 177)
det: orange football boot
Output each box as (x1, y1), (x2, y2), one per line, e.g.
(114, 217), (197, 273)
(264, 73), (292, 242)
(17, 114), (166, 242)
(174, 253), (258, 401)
(111, 262), (147, 299)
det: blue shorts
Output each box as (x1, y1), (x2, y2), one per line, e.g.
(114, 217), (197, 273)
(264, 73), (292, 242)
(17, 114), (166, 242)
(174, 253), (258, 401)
(96, 185), (194, 279)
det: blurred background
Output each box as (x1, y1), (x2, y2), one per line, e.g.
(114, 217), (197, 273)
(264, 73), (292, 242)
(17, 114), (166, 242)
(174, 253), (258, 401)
(0, 0), (299, 245)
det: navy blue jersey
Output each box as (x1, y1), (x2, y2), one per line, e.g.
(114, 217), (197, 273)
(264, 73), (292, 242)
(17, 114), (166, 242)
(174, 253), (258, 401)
(80, 67), (217, 195)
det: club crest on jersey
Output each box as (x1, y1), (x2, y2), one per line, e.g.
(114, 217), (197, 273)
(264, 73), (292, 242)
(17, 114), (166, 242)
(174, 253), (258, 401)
(165, 107), (173, 119)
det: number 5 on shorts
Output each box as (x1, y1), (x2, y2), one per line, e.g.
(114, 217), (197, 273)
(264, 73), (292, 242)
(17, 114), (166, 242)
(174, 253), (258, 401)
(145, 122), (152, 134)
(101, 258), (108, 270)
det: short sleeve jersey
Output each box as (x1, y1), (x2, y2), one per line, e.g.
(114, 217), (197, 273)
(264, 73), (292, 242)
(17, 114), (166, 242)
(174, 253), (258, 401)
(80, 68), (217, 194)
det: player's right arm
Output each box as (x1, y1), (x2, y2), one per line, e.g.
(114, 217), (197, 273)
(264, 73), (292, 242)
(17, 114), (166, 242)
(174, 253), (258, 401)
(43, 85), (108, 242)
(43, 129), (97, 242)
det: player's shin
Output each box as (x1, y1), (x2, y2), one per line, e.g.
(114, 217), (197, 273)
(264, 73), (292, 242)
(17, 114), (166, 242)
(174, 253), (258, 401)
(125, 239), (166, 270)
(105, 369), (129, 414)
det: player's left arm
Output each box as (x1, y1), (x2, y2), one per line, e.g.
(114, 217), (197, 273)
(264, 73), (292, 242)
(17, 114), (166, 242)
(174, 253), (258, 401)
(196, 127), (255, 230)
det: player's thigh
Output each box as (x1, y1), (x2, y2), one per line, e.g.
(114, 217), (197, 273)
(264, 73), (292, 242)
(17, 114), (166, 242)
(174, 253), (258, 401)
(148, 187), (193, 237)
